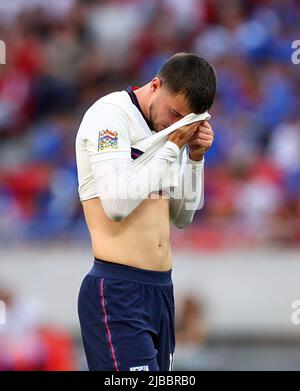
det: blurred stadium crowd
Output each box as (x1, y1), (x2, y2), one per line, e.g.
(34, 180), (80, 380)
(0, 0), (299, 248)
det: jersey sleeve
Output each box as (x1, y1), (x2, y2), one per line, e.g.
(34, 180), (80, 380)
(80, 102), (131, 164)
(169, 152), (205, 228)
(90, 140), (180, 221)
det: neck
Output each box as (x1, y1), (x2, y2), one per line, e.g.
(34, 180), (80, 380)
(134, 83), (150, 123)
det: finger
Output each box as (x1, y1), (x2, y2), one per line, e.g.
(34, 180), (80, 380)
(193, 127), (214, 136)
(189, 139), (213, 148)
(189, 139), (213, 147)
(201, 120), (212, 129)
(189, 134), (213, 142)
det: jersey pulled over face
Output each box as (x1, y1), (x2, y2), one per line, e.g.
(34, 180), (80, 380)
(75, 86), (205, 232)
(148, 83), (192, 133)
(75, 89), (155, 202)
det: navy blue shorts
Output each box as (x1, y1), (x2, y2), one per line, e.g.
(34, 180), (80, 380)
(78, 258), (175, 371)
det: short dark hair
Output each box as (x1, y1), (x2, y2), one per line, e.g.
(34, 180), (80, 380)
(156, 52), (216, 114)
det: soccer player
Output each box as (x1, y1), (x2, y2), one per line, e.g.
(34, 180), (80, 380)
(75, 53), (216, 371)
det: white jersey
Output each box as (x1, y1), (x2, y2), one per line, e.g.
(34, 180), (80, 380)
(75, 88), (210, 227)
(76, 90), (154, 202)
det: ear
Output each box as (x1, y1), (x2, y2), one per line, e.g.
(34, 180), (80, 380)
(150, 77), (162, 92)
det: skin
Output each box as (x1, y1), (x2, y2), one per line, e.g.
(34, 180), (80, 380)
(82, 77), (214, 271)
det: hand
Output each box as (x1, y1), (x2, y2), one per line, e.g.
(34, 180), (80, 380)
(167, 122), (200, 150)
(187, 120), (214, 161)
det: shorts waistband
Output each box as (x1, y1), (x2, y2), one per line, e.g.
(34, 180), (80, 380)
(89, 257), (172, 285)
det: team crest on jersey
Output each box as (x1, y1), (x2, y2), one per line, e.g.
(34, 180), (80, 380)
(98, 129), (118, 151)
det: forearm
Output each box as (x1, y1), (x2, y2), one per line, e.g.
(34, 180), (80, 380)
(169, 154), (205, 228)
(91, 141), (180, 221)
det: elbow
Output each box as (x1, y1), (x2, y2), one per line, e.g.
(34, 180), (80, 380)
(100, 199), (128, 222)
(108, 213), (126, 222)
(175, 223), (188, 229)
(173, 217), (192, 229)
(105, 209), (127, 222)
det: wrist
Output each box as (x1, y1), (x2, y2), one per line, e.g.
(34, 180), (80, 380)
(188, 151), (204, 162)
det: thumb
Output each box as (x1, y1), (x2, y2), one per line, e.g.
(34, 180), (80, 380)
(202, 120), (211, 129)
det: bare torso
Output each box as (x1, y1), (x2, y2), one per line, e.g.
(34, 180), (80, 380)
(81, 193), (172, 271)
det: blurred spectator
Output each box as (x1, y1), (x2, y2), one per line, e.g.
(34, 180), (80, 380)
(176, 295), (208, 345)
(174, 294), (209, 370)
(0, 284), (77, 370)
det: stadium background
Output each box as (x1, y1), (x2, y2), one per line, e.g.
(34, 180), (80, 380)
(0, 0), (300, 370)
